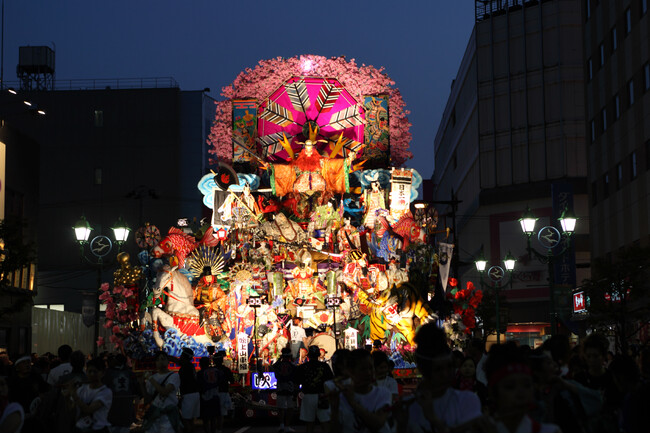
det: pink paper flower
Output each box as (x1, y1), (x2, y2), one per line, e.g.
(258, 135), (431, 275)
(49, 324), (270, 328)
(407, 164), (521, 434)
(97, 336), (105, 347)
(105, 309), (115, 320)
(122, 287), (134, 298)
(103, 320), (113, 329)
(112, 286), (123, 295)
(100, 282), (110, 292)
(112, 325), (121, 334)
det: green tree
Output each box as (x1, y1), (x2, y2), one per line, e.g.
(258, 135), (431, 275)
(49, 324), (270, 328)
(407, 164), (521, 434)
(580, 245), (650, 354)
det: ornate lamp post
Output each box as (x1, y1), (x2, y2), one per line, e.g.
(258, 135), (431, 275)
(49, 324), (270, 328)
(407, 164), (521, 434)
(518, 206), (577, 336)
(73, 215), (131, 355)
(475, 248), (516, 344)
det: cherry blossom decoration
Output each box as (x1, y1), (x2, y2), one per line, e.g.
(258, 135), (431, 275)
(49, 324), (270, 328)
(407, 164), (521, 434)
(208, 55), (413, 167)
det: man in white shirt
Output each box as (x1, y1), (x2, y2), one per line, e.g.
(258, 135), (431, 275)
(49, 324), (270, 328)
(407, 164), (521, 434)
(47, 344), (72, 386)
(290, 317), (306, 359)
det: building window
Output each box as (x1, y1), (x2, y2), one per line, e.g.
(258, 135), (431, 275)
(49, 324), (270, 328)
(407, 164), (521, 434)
(615, 94), (620, 119)
(628, 79), (635, 106)
(645, 63), (650, 90)
(591, 119), (596, 142)
(612, 27), (617, 51)
(94, 110), (103, 127)
(603, 173), (610, 198)
(617, 164), (623, 189)
(602, 108), (607, 131)
(588, 58), (593, 80)
(600, 43), (605, 66)
(626, 8), (632, 34)
(631, 152), (638, 180)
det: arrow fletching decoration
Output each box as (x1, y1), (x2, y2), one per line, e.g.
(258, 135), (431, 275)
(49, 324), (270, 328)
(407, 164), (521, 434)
(259, 101), (295, 127)
(286, 79), (310, 113)
(257, 132), (295, 157)
(327, 106), (365, 130)
(316, 81), (341, 114)
(232, 135), (264, 162)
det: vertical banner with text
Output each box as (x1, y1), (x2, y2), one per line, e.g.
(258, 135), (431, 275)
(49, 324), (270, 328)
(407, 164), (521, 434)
(237, 332), (249, 374)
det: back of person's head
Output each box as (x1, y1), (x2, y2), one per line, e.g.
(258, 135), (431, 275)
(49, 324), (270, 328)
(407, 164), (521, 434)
(57, 345), (73, 362)
(542, 334), (571, 365)
(372, 350), (390, 368)
(113, 353), (127, 367)
(70, 350), (86, 371)
(199, 357), (210, 370)
(307, 345), (320, 361)
(86, 357), (106, 372)
(582, 332), (609, 357)
(331, 349), (350, 377)
(484, 342), (531, 390)
(414, 322), (451, 380)
(348, 348), (372, 371)
(213, 351), (225, 366)
(609, 353), (640, 388)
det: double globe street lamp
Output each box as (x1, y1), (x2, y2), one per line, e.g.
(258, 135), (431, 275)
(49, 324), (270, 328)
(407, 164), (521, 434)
(475, 249), (516, 344)
(518, 206), (577, 336)
(73, 215), (131, 355)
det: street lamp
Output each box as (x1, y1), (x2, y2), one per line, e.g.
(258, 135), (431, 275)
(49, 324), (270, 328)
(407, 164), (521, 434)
(73, 215), (131, 355)
(475, 248), (516, 344)
(518, 206), (577, 335)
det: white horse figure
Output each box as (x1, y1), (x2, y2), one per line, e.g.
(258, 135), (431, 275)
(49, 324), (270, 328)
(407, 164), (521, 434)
(151, 265), (213, 348)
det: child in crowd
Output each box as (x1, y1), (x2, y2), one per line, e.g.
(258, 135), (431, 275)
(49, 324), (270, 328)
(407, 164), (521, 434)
(372, 351), (399, 404)
(69, 358), (113, 432)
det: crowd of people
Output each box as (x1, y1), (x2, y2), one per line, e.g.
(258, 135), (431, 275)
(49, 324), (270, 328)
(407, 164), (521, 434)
(0, 324), (648, 432)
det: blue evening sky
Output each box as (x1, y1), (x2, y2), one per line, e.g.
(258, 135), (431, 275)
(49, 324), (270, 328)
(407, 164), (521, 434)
(5, 0), (475, 180)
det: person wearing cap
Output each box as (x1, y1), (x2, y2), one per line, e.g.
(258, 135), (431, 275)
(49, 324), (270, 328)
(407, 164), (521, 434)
(272, 347), (297, 432)
(177, 347), (200, 432)
(295, 345), (333, 432)
(7, 354), (49, 431)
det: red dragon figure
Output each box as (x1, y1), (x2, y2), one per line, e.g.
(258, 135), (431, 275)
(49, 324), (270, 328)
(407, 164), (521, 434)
(152, 227), (218, 268)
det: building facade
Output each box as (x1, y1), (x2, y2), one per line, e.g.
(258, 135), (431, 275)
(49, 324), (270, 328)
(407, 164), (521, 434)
(432, 0), (591, 344)
(6, 80), (214, 324)
(584, 0), (650, 261)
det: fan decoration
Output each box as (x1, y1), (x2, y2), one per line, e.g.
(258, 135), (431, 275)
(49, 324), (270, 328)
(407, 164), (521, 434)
(187, 245), (226, 280)
(258, 76), (365, 162)
(134, 223), (161, 249)
(208, 54), (413, 168)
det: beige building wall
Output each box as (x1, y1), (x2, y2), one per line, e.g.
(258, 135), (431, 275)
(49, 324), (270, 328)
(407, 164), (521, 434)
(585, 0), (650, 260)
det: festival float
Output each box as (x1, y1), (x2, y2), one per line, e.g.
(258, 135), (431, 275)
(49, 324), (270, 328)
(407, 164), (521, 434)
(98, 55), (474, 386)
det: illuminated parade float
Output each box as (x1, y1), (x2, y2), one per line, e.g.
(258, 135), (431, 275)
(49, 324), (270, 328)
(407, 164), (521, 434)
(98, 56), (475, 381)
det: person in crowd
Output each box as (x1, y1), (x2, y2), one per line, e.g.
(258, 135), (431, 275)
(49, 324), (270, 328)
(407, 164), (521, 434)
(68, 357), (112, 432)
(323, 349), (351, 431)
(0, 375), (23, 432)
(60, 349), (89, 387)
(272, 347), (297, 433)
(528, 347), (602, 432)
(452, 356), (488, 408)
(213, 351), (234, 430)
(103, 353), (140, 432)
(466, 337), (488, 386)
(542, 334), (572, 378)
(176, 347), (200, 432)
(297, 346), (308, 365)
(371, 340), (383, 353)
(196, 357), (220, 433)
(372, 351), (399, 404)
(608, 353), (650, 432)
(290, 317), (306, 360)
(0, 352), (12, 377)
(47, 344), (73, 386)
(573, 332), (620, 430)
(395, 323), (486, 432)
(33, 356), (50, 382)
(7, 354), (49, 431)
(484, 342), (559, 433)
(295, 345), (333, 432)
(142, 351), (182, 433)
(329, 348), (391, 432)
(451, 349), (464, 370)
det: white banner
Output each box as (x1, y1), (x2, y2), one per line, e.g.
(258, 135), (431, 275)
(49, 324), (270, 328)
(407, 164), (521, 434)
(389, 168), (413, 220)
(438, 242), (455, 292)
(344, 327), (358, 350)
(237, 332), (249, 373)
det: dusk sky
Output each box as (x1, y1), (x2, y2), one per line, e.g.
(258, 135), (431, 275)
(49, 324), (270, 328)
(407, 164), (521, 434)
(6, 1), (475, 180)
